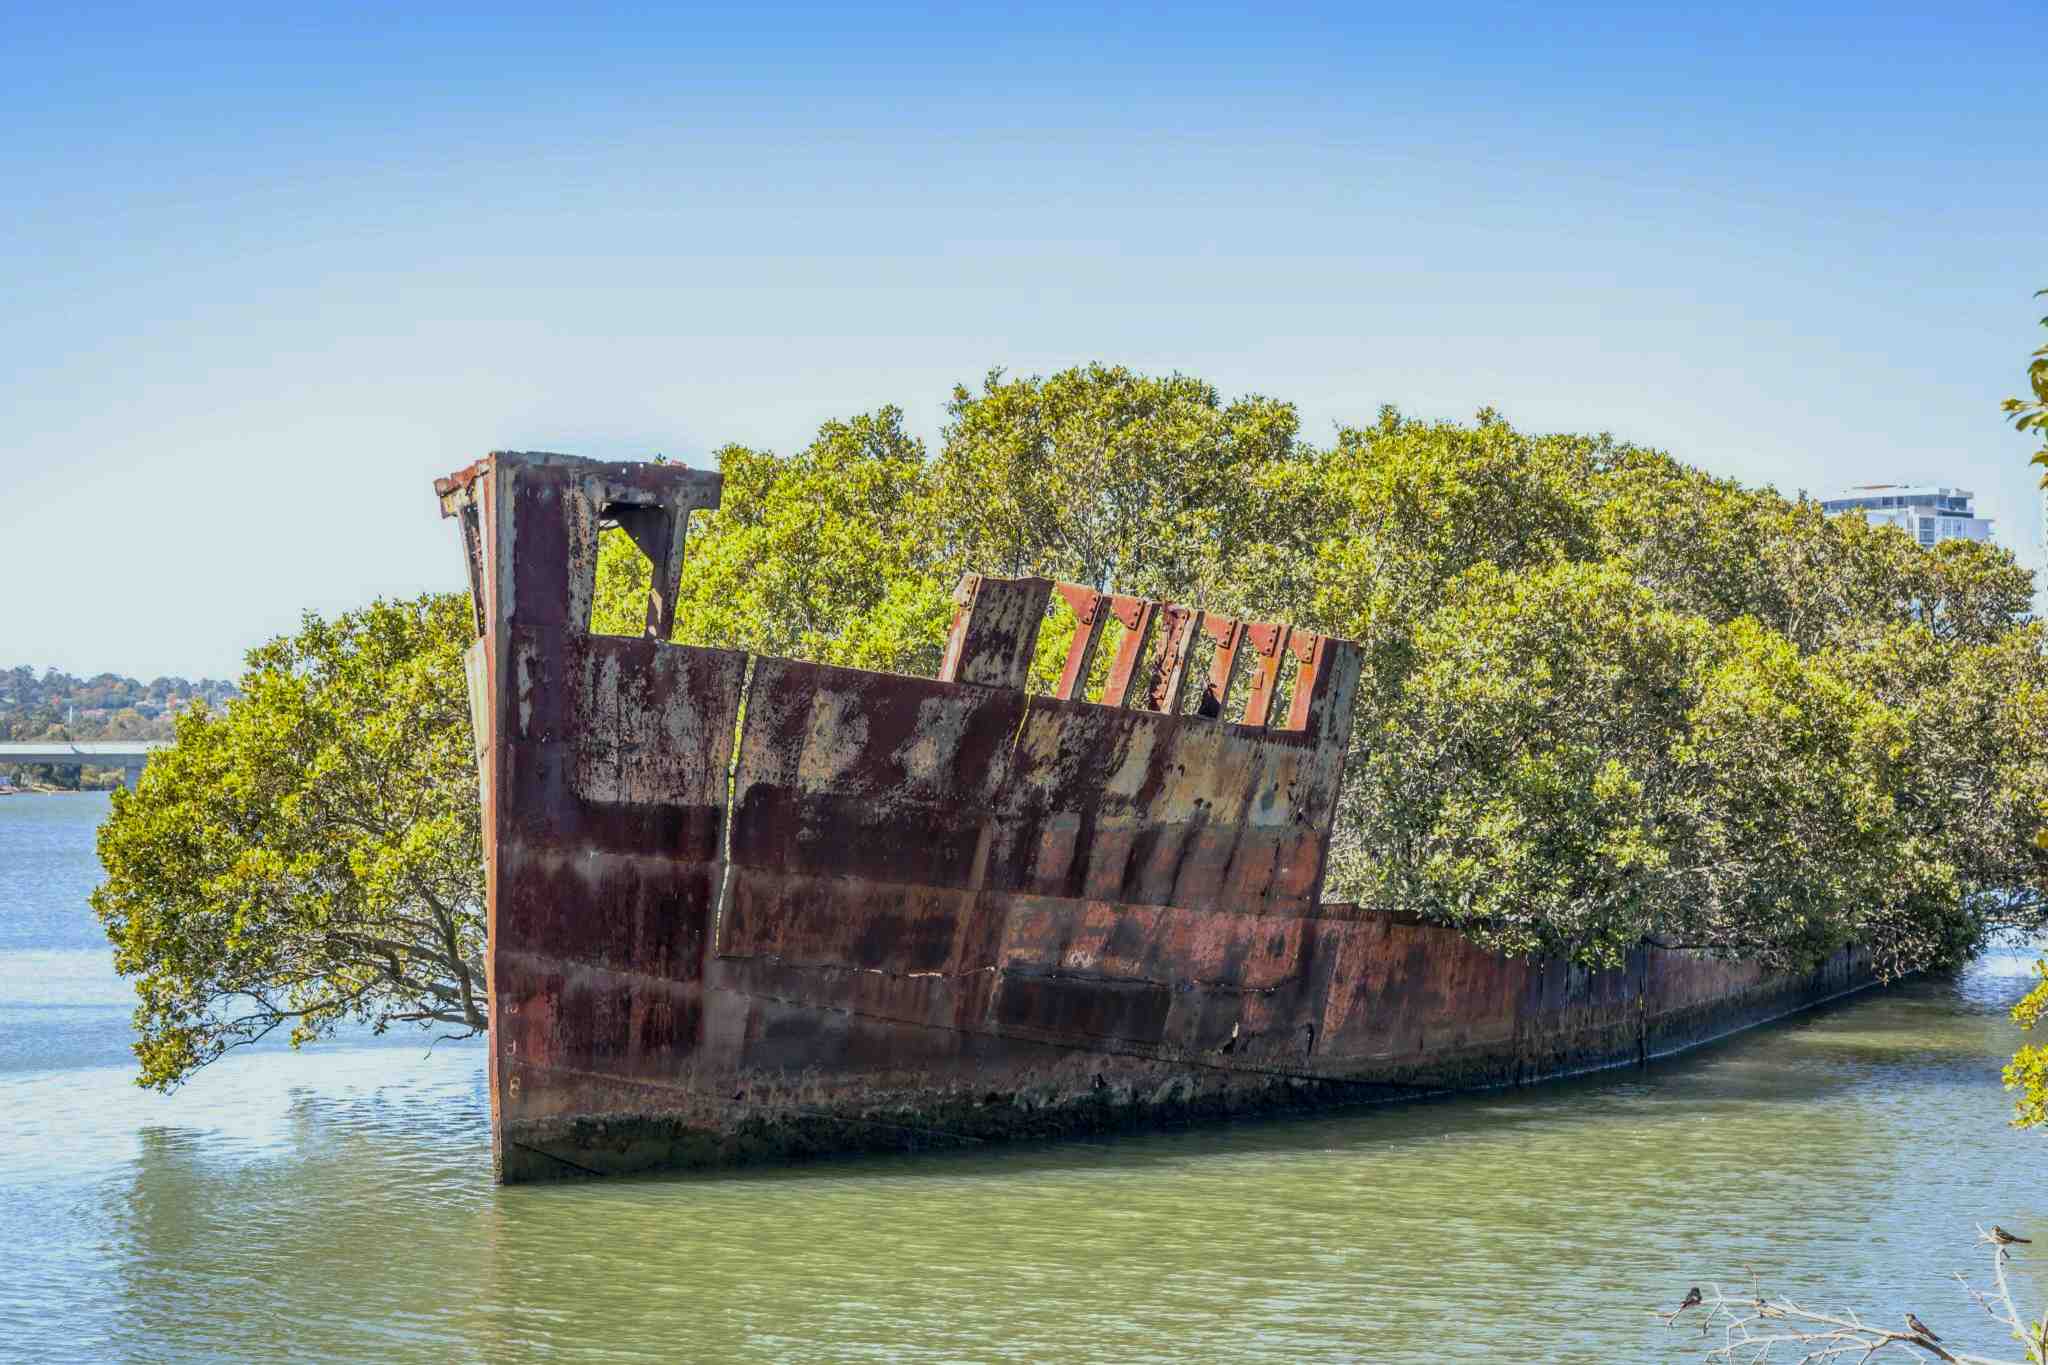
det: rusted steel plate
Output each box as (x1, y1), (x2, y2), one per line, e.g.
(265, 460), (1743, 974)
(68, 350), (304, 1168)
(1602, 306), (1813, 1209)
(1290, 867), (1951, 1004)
(939, 575), (1053, 689)
(726, 655), (1025, 882)
(1238, 622), (1290, 728)
(1141, 604), (1200, 713)
(993, 973), (1173, 1044)
(985, 698), (1343, 915)
(1195, 614), (1245, 719)
(1097, 595), (1156, 707)
(1052, 583), (1106, 701)
(439, 453), (734, 1179)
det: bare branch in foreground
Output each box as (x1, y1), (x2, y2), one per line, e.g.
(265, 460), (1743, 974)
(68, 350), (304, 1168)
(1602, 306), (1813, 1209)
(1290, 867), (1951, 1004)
(1654, 1231), (2045, 1364)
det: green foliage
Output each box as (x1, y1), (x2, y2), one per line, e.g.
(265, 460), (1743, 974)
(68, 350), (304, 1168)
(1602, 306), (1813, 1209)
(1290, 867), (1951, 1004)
(109, 360), (2048, 1121)
(933, 364), (1306, 602)
(594, 409), (955, 675)
(1591, 455), (1918, 650)
(1339, 560), (1704, 962)
(92, 595), (482, 1090)
(1287, 403), (2046, 990)
(2009, 287), (2048, 484)
(2011, 287), (2048, 1132)
(1284, 407), (1609, 699)
(1675, 621), (1954, 977)
(1902, 537), (2039, 645)
(1329, 556), (1997, 975)
(2011, 961), (2048, 1131)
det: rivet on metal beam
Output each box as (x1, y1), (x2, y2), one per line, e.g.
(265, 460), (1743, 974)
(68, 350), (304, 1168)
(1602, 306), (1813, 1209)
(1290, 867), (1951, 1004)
(1195, 616), (1246, 719)
(1098, 596), (1158, 708)
(1238, 622), (1291, 728)
(1142, 605), (1202, 714)
(1052, 583), (1106, 701)
(1281, 632), (1323, 732)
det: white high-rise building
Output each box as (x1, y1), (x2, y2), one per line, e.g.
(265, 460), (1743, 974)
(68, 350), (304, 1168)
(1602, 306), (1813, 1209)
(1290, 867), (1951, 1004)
(1818, 484), (1994, 548)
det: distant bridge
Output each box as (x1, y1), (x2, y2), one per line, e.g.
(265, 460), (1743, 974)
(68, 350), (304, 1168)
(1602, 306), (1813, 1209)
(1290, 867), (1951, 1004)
(0, 741), (170, 789)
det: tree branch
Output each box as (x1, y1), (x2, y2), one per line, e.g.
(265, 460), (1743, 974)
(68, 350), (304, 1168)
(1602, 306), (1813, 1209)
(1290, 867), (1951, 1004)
(1665, 1239), (2042, 1364)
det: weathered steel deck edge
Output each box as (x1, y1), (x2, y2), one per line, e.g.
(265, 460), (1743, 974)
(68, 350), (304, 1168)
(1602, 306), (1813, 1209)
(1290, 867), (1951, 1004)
(439, 450), (1881, 1186)
(496, 937), (1876, 1182)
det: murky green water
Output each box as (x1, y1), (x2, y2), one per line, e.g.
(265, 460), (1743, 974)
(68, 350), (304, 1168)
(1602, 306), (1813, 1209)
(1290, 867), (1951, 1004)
(3, 793), (2042, 1362)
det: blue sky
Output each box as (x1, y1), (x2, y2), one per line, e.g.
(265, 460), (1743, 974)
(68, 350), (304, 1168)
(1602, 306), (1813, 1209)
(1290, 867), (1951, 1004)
(3, 2), (2043, 678)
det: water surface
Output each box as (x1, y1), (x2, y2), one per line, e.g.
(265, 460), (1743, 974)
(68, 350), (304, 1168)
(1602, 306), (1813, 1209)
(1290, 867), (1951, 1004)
(3, 793), (2042, 1362)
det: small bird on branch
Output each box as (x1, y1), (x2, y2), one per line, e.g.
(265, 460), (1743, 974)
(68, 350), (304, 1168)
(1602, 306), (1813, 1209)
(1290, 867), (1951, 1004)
(1990, 1225), (2031, 1245)
(1904, 1312), (1940, 1342)
(1676, 1287), (1702, 1312)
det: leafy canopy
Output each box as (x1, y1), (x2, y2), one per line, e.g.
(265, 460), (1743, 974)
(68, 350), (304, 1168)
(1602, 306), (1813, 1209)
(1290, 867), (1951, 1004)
(94, 595), (483, 1090)
(104, 359), (2048, 1125)
(2008, 288), (2048, 1131)
(593, 409), (954, 674)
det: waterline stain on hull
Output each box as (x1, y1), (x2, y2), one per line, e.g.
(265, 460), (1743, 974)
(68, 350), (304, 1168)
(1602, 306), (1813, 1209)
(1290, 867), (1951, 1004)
(436, 452), (1877, 1183)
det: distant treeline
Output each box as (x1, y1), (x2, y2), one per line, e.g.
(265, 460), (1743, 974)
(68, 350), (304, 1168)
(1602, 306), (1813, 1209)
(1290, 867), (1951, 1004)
(0, 665), (238, 743)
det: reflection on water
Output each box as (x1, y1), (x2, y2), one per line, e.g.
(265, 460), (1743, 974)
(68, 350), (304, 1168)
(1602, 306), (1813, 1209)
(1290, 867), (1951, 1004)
(2, 793), (2043, 1362)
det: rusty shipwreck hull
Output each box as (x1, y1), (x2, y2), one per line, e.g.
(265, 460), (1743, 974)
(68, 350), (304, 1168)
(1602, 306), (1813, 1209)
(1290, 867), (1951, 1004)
(437, 451), (1876, 1183)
